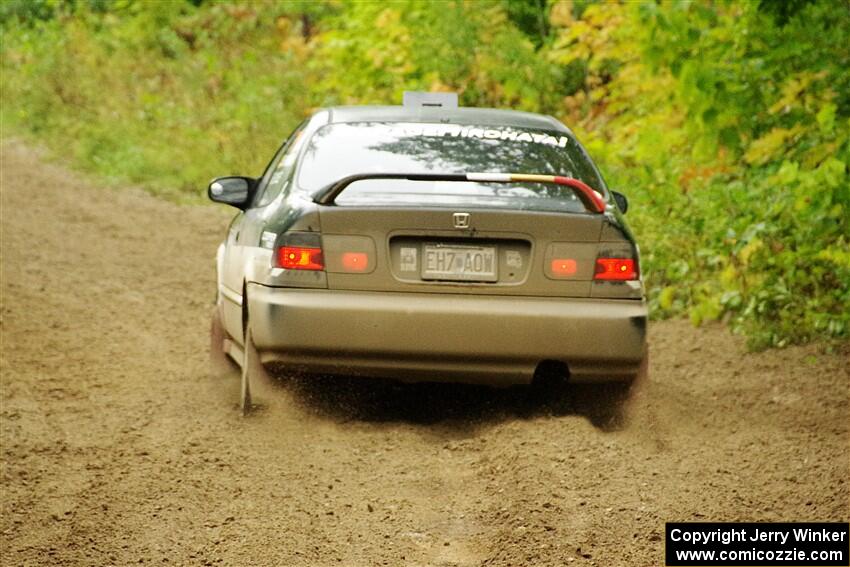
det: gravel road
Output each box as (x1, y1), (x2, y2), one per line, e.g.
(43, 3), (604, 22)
(1, 141), (848, 566)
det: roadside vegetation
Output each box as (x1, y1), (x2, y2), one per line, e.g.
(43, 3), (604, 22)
(1, 0), (848, 348)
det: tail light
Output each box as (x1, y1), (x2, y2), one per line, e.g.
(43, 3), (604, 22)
(273, 232), (324, 270)
(276, 246), (324, 270)
(341, 252), (369, 272)
(594, 258), (638, 281)
(550, 258), (577, 276)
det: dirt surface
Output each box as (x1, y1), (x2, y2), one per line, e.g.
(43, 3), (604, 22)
(1, 140), (848, 566)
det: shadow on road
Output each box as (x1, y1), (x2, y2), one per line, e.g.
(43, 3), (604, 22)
(261, 370), (632, 432)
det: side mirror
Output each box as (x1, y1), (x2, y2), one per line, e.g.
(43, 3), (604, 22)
(208, 176), (257, 209)
(612, 191), (629, 214)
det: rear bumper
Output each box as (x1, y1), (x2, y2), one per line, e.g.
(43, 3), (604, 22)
(248, 283), (647, 386)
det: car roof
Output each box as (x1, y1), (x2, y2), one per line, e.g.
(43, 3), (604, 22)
(323, 105), (572, 134)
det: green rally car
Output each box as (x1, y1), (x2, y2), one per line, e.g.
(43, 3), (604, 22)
(208, 92), (648, 414)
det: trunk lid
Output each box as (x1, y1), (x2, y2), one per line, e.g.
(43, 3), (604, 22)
(317, 206), (605, 297)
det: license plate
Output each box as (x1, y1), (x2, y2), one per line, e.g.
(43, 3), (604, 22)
(421, 244), (498, 282)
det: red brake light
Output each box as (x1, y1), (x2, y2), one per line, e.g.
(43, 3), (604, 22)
(594, 258), (637, 281)
(550, 258), (577, 276)
(342, 252), (369, 272)
(276, 246), (324, 270)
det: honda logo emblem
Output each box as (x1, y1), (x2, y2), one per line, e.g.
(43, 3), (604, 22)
(453, 212), (470, 229)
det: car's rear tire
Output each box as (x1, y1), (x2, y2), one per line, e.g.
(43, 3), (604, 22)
(586, 351), (648, 429)
(210, 306), (235, 373)
(586, 381), (632, 429)
(241, 325), (268, 416)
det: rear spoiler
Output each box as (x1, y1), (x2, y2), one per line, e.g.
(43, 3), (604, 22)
(313, 173), (607, 213)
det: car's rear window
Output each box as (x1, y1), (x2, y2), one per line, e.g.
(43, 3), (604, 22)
(297, 122), (606, 212)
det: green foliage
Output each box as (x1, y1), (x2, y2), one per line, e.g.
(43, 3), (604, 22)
(1, 0), (848, 348)
(501, 0), (552, 47)
(309, 1), (560, 111)
(1, 2), (316, 198)
(0, 0), (58, 26)
(582, 0), (850, 348)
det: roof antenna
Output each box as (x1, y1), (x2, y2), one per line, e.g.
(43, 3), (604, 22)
(402, 91), (459, 108)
